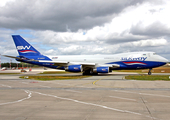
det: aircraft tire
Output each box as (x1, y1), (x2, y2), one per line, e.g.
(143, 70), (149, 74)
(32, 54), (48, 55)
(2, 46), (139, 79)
(148, 68), (152, 75)
(83, 71), (91, 75)
(148, 72), (151, 75)
(83, 70), (98, 75)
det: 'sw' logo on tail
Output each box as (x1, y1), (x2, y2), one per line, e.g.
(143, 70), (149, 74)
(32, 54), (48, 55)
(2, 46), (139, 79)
(17, 46), (37, 53)
(17, 46), (31, 50)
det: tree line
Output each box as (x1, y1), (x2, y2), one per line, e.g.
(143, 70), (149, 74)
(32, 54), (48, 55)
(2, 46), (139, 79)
(0, 62), (40, 68)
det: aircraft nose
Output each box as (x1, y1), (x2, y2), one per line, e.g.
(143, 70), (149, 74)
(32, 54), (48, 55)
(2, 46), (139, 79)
(165, 58), (169, 62)
(161, 57), (169, 63)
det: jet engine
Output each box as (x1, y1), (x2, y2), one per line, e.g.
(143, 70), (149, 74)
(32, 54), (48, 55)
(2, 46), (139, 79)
(65, 65), (82, 72)
(93, 67), (109, 73)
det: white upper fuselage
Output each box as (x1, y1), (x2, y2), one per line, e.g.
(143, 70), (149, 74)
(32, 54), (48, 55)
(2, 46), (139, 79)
(46, 52), (168, 65)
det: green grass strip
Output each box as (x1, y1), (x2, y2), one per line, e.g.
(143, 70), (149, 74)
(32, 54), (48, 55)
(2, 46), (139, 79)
(0, 73), (20, 75)
(20, 75), (90, 81)
(125, 75), (170, 81)
(39, 71), (71, 74)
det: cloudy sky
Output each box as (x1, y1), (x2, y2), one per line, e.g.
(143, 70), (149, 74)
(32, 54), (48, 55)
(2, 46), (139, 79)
(0, 0), (170, 63)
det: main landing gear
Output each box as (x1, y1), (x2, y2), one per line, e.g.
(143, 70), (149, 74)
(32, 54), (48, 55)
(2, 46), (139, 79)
(148, 68), (152, 75)
(82, 70), (98, 75)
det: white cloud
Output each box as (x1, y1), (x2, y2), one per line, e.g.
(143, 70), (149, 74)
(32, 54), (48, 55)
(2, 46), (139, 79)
(123, 38), (167, 47)
(0, 0), (170, 62)
(44, 49), (54, 54)
(29, 1), (170, 45)
(133, 39), (167, 47)
(0, 0), (15, 7)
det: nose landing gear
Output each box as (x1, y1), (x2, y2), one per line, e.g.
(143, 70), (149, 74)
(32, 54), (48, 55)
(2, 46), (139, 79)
(148, 68), (152, 75)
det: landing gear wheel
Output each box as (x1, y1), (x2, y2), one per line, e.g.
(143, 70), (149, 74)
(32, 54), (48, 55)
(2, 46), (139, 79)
(91, 72), (98, 75)
(148, 69), (152, 75)
(83, 71), (90, 75)
(83, 70), (98, 76)
(90, 70), (98, 75)
(148, 72), (151, 75)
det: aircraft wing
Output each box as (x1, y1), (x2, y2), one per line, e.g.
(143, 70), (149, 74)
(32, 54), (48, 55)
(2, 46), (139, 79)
(2, 56), (120, 69)
(39, 60), (95, 67)
(39, 60), (68, 66)
(39, 60), (120, 69)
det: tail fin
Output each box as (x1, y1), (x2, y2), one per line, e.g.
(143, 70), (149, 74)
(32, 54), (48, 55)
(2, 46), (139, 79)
(12, 35), (41, 56)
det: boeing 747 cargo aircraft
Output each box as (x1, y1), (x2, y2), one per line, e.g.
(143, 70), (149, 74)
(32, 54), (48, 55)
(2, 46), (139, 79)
(4, 35), (168, 75)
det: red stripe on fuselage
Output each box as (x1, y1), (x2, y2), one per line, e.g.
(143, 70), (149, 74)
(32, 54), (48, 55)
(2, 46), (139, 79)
(123, 61), (147, 65)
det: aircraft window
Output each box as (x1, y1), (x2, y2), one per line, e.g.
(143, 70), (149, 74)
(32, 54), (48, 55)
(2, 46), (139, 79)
(153, 53), (157, 55)
(143, 54), (146, 56)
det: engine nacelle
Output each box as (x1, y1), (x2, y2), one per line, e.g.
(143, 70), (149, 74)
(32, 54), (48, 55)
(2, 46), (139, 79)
(93, 67), (109, 73)
(65, 65), (82, 72)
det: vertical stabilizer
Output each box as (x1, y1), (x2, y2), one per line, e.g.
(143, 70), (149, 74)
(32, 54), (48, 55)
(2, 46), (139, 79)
(12, 35), (41, 56)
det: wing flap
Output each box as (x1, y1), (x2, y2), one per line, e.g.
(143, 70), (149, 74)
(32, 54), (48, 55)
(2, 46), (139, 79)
(39, 60), (69, 66)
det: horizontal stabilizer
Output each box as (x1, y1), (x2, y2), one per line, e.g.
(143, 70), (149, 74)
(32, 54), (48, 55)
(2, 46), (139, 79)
(3, 55), (39, 62)
(3, 55), (23, 60)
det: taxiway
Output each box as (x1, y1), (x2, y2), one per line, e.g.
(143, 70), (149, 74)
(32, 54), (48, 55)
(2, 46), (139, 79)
(0, 70), (170, 120)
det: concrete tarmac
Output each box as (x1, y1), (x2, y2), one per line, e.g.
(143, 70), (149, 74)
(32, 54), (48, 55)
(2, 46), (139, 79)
(0, 70), (170, 120)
